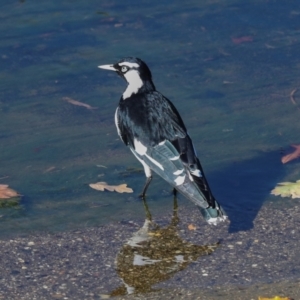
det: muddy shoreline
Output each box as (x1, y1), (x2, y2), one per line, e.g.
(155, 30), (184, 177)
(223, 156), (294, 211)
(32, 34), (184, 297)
(0, 201), (299, 299)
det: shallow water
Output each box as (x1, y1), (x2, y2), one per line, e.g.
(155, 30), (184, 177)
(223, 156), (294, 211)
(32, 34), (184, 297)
(1, 0), (300, 259)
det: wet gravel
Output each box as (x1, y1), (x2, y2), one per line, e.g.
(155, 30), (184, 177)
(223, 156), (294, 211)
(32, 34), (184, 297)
(0, 201), (300, 300)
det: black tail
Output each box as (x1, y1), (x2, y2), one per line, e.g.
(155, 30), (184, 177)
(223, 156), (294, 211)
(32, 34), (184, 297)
(198, 201), (228, 225)
(191, 159), (228, 225)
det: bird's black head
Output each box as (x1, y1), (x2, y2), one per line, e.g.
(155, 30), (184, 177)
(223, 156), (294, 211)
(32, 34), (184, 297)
(99, 57), (156, 99)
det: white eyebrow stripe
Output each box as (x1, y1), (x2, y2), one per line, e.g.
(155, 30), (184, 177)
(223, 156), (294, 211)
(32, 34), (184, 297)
(119, 62), (139, 68)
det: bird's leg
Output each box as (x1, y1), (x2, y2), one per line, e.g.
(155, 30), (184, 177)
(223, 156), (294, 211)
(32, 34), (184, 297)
(142, 196), (152, 221)
(139, 176), (152, 199)
(173, 188), (177, 196)
(171, 194), (179, 226)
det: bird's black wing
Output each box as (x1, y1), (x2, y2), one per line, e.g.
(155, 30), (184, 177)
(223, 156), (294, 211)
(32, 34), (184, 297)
(171, 135), (217, 208)
(131, 139), (210, 209)
(117, 91), (186, 147)
(116, 91), (218, 209)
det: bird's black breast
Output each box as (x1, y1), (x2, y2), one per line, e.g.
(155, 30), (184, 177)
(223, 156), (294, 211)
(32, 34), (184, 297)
(117, 91), (187, 148)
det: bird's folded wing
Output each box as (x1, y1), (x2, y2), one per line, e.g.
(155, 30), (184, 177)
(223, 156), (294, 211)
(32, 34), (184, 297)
(132, 139), (209, 209)
(172, 135), (216, 207)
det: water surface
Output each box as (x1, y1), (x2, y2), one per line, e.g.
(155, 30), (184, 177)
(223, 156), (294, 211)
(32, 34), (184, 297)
(0, 0), (300, 242)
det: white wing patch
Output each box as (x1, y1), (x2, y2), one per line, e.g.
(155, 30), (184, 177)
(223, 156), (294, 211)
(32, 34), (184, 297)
(114, 107), (121, 138)
(191, 169), (202, 177)
(170, 155), (180, 161)
(207, 216), (228, 226)
(123, 70), (143, 99)
(187, 171), (194, 181)
(173, 169), (184, 175)
(134, 139), (164, 170)
(146, 154), (164, 170)
(130, 148), (152, 178)
(134, 139), (147, 155)
(174, 175), (186, 186)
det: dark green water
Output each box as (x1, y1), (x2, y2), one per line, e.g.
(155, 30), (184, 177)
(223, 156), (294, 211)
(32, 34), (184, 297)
(1, 0), (300, 237)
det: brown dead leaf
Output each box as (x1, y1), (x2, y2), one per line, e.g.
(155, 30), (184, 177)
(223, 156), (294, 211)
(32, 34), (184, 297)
(89, 182), (133, 193)
(0, 184), (20, 199)
(281, 144), (300, 164)
(271, 180), (300, 199)
(188, 224), (197, 230)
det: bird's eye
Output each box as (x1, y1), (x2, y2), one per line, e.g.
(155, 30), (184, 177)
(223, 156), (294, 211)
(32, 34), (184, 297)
(121, 66), (128, 73)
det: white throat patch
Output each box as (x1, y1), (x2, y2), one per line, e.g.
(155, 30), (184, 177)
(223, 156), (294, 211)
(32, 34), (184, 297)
(123, 70), (143, 99)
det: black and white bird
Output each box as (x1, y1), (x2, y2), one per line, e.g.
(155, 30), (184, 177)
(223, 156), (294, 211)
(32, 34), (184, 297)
(98, 57), (227, 225)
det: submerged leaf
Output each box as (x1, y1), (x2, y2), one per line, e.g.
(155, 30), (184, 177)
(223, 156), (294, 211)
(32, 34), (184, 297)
(89, 182), (133, 193)
(271, 180), (300, 199)
(0, 184), (20, 199)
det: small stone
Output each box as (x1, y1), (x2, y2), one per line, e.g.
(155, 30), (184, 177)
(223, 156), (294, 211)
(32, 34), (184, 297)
(28, 241), (35, 246)
(51, 294), (63, 299)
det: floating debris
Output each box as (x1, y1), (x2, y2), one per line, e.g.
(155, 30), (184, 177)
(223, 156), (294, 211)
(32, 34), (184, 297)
(290, 88), (297, 105)
(89, 182), (133, 193)
(0, 184), (20, 199)
(43, 166), (56, 173)
(96, 164), (107, 168)
(281, 144), (300, 164)
(271, 180), (300, 199)
(0, 184), (21, 208)
(62, 97), (98, 110)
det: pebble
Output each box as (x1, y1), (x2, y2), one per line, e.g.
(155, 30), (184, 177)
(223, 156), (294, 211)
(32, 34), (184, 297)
(0, 203), (300, 300)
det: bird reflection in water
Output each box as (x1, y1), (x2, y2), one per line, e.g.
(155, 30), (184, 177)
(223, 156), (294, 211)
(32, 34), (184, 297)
(110, 197), (219, 296)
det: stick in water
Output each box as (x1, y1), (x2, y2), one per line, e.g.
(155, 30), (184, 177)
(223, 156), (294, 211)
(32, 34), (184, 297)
(62, 97), (98, 110)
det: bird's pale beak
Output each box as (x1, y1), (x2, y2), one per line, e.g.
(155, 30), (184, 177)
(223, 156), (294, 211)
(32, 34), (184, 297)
(98, 64), (117, 71)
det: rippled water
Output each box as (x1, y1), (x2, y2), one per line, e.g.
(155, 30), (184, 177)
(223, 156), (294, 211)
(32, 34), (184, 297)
(1, 0), (300, 240)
